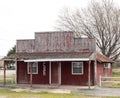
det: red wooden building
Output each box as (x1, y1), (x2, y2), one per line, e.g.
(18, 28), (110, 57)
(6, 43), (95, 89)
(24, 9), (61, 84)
(7, 31), (113, 87)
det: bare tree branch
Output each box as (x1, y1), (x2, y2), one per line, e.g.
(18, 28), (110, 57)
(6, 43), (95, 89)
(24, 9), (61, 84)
(56, 0), (120, 60)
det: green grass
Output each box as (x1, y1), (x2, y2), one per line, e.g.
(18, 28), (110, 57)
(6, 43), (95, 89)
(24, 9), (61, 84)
(101, 68), (120, 88)
(112, 68), (120, 77)
(0, 88), (113, 98)
(0, 89), (81, 98)
(112, 72), (120, 77)
(0, 75), (15, 84)
(102, 82), (120, 88)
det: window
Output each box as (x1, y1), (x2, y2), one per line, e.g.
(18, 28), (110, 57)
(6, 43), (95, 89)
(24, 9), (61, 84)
(72, 62), (83, 75)
(104, 63), (111, 68)
(28, 62), (38, 74)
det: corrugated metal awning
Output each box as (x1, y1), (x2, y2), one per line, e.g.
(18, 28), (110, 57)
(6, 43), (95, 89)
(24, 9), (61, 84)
(24, 58), (89, 62)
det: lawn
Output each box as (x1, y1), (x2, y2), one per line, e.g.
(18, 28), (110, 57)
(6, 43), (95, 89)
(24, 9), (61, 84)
(112, 68), (120, 77)
(0, 88), (113, 98)
(101, 68), (120, 87)
(0, 70), (119, 97)
(0, 75), (15, 84)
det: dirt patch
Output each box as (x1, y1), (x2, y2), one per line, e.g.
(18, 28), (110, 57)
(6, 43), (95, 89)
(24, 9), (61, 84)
(0, 96), (7, 98)
(73, 87), (120, 96)
(11, 88), (71, 94)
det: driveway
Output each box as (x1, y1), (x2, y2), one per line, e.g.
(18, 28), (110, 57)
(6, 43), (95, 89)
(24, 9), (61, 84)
(72, 87), (120, 97)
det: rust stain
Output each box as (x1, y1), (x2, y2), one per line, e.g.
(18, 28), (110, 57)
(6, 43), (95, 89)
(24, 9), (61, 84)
(16, 32), (95, 53)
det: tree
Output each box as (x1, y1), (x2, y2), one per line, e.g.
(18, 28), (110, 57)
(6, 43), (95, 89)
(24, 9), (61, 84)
(7, 45), (16, 56)
(6, 45), (16, 68)
(56, 0), (120, 61)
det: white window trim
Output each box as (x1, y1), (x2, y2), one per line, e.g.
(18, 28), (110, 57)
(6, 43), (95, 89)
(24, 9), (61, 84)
(27, 62), (38, 74)
(104, 63), (111, 69)
(72, 62), (84, 75)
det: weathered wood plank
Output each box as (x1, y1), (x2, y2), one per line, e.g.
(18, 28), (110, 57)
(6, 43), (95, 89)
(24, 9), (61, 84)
(16, 32), (95, 53)
(16, 40), (35, 53)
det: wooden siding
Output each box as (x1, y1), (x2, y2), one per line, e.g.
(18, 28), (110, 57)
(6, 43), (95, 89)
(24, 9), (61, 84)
(61, 61), (94, 86)
(17, 61), (95, 86)
(51, 62), (59, 84)
(16, 32), (95, 53)
(16, 40), (35, 53)
(35, 32), (74, 52)
(96, 62), (112, 84)
(17, 61), (29, 84)
(17, 61), (49, 84)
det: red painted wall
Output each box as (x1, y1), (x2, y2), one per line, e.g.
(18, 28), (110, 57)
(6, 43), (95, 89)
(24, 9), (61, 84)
(17, 61), (28, 84)
(17, 61), (95, 86)
(51, 62), (59, 84)
(97, 62), (112, 83)
(61, 61), (94, 86)
(17, 61), (49, 84)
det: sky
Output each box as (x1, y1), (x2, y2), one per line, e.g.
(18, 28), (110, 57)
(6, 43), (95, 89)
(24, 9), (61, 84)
(0, 0), (119, 57)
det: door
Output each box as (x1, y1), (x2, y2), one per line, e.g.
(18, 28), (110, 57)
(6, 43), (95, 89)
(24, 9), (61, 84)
(51, 62), (59, 84)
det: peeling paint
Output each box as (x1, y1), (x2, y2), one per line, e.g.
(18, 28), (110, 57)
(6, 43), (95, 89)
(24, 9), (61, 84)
(16, 32), (95, 53)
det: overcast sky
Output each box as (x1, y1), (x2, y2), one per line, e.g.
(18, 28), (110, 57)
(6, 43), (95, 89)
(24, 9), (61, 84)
(0, 0), (119, 57)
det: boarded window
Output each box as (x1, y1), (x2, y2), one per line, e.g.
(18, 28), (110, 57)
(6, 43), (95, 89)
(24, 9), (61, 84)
(28, 62), (38, 74)
(72, 62), (83, 75)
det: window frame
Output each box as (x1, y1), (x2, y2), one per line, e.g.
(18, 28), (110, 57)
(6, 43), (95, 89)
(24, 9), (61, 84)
(27, 62), (38, 74)
(104, 63), (111, 69)
(72, 62), (83, 75)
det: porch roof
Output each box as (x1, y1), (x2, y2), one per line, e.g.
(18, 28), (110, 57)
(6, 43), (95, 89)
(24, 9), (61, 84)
(18, 52), (94, 62)
(96, 52), (113, 63)
(24, 58), (90, 62)
(3, 52), (95, 62)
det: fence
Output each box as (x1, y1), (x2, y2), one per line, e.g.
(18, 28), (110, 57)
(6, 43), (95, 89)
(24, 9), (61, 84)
(0, 77), (15, 84)
(0, 70), (16, 84)
(99, 75), (120, 87)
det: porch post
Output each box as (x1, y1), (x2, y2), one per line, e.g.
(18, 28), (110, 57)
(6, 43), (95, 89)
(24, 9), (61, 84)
(49, 61), (51, 84)
(94, 53), (97, 85)
(58, 62), (61, 85)
(94, 39), (97, 85)
(15, 58), (17, 84)
(30, 62), (33, 87)
(88, 60), (91, 89)
(3, 60), (6, 86)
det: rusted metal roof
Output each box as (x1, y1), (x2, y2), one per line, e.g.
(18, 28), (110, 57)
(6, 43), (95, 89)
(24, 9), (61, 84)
(96, 52), (113, 63)
(15, 52), (93, 60)
(4, 52), (113, 63)
(2, 54), (16, 61)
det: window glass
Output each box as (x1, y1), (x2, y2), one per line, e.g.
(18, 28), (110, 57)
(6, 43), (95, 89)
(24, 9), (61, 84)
(104, 63), (111, 68)
(72, 62), (83, 75)
(28, 62), (38, 74)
